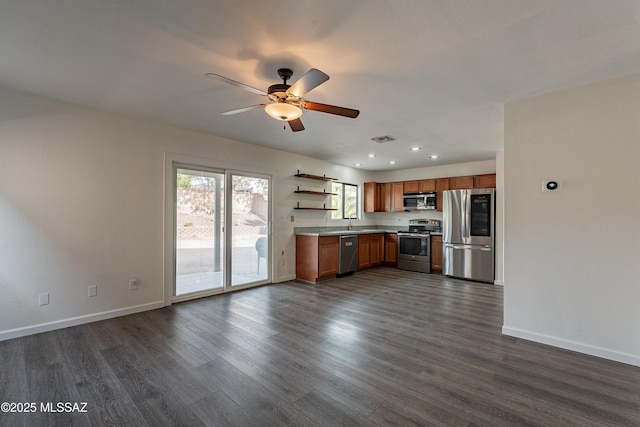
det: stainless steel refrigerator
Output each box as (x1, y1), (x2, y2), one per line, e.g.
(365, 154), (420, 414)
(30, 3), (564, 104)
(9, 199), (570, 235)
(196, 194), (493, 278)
(442, 188), (495, 283)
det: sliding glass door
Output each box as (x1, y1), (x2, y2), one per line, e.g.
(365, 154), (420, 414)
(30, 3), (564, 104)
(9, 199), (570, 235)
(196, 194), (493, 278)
(229, 173), (270, 287)
(172, 165), (270, 300)
(175, 168), (224, 296)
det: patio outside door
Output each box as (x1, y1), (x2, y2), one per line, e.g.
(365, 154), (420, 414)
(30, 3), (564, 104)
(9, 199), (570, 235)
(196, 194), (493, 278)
(229, 172), (270, 287)
(172, 166), (270, 299)
(175, 168), (224, 296)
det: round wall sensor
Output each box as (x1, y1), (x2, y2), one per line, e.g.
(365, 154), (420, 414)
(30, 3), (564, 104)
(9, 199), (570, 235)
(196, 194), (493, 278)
(546, 181), (558, 190)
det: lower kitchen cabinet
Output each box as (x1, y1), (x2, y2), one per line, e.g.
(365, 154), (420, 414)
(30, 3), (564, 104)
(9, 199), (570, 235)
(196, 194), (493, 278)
(296, 235), (339, 282)
(369, 234), (384, 267)
(358, 233), (384, 270)
(384, 233), (398, 266)
(357, 234), (370, 270)
(431, 234), (443, 273)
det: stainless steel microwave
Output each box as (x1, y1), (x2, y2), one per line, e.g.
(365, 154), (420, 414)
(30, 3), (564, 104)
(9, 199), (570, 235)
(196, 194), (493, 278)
(403, 192), (436, 211)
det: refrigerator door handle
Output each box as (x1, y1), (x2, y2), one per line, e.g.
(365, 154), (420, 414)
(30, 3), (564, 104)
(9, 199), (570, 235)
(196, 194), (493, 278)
(462, 191), (468, 238)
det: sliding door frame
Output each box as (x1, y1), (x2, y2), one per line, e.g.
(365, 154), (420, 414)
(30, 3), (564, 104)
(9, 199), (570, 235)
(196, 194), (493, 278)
(163, 153), (273, 306)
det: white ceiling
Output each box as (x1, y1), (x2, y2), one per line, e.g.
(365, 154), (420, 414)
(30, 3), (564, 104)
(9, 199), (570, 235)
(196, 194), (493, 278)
(1, 1), (639, 171)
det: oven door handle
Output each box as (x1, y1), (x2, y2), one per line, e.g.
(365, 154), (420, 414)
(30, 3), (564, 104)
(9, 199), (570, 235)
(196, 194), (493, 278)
(398, 233), (431, 238)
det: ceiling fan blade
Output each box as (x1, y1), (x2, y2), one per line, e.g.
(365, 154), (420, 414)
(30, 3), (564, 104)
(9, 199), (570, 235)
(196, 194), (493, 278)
(205, 73), (267, 96)
(288, 118), (305, 132)
(301, 101), (360, 118)
(287, 68), (329, 97)
(221, 104), (266, 115)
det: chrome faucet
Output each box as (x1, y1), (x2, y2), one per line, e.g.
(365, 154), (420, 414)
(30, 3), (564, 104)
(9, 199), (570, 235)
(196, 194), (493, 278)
(348, 213), (357, 230)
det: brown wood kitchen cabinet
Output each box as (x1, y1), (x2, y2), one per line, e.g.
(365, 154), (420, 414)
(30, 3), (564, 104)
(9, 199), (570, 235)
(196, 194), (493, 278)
(384, 233), (398, 266)
(430, 234), (443, 273)
(363, 182), (377, 212)
(449, 175), (475, 190)
(369, 234), (384, 267)
(419, 179), (436, 192)
(358, 233), (384, 270)
(435, 178), (449, 212)
(474, 173), (496, 188)
(357, 234), (370, 270)
(367, 182), (403, 212)
(388, 182), (404, 211)
(380, 183), (392, 211)
(448, 174), (496, 190)
(403, 180), (419, 193)
(296, 235), (339, 282)
(404, 179), (435, 193)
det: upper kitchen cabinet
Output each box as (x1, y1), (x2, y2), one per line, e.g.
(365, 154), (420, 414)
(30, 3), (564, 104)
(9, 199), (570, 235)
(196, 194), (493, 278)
(435, 178), (449, 212)
(383, 182), (404, 212)
(448, 174), (496, 190)
(364, 181), (403, 212)
(364, 182), (378, 212)
(404, 179), (436, 194)
(474, 174), (496, 188)
(448, 175), (475, 190)
(403, 180), (419, 194)
(419, 179), (436, 192)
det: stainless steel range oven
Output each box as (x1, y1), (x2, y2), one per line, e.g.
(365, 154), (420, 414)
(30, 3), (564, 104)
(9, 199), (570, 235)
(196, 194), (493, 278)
(397, 219), (441, 274)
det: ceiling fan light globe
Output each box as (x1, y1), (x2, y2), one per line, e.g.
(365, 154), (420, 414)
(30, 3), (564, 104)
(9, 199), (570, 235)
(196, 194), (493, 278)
(265, 102), (302, 121)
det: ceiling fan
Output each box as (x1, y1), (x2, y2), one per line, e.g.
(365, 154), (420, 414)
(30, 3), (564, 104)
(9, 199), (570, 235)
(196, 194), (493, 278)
(205, 68), (359, 132)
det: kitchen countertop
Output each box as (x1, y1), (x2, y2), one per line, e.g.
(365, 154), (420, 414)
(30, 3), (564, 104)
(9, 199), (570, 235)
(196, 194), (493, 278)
(295, 227), (443, 237)
(295, 226), (403, 236)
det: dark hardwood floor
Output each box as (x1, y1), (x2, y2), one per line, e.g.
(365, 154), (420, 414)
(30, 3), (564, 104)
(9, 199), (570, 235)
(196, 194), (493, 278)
(1, 268), (639, 426)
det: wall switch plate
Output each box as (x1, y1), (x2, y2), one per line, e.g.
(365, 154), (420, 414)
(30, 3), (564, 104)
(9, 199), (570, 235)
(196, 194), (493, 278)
(39, 293), (49, 306)
(129, 278), (138, 291)
(88, 285), (97, 297)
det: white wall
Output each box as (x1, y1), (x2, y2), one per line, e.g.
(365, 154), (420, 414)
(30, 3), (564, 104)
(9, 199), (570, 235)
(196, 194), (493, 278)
(503, 73), (640, 366)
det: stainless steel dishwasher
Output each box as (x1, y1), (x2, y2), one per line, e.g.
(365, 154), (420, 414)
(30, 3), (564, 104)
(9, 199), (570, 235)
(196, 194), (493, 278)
(339, 235), (358, 275)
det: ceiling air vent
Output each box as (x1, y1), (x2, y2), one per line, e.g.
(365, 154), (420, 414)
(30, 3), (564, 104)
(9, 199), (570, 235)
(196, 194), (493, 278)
(371, 135), (396, 143)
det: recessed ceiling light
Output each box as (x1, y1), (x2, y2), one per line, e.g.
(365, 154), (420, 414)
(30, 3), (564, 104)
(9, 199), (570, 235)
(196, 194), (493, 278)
(389, 161), (396, 164)
(410, 147), (421, 151)
(430, 154), (439, 159)
(354, 163), (361, 167)
(368, 154), (376, 158)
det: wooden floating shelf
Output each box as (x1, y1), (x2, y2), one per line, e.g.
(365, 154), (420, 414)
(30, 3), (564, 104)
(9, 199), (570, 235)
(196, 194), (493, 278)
(294, 201), (337, 210)
(293, 207), (338, 210)
(294, 170), (338, 182)
(294, 190), (338, 196)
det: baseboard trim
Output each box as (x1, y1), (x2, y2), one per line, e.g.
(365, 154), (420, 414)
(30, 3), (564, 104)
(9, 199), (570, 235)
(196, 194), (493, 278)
(275, 274), (296, 283)
(502, 325), (640, 367)
(0, 301), (165, 342)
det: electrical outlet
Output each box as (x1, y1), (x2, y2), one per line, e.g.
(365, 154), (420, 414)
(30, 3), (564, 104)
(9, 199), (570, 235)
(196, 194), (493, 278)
(88, 285), (97, 297)
(129, 278), (138, 291)
(39, 293), (49, 306)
